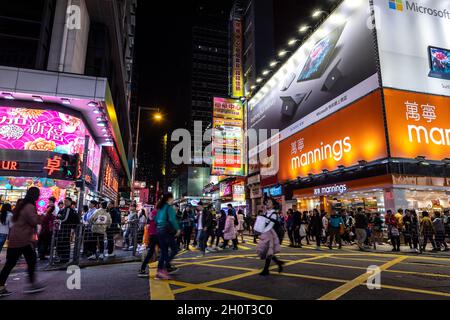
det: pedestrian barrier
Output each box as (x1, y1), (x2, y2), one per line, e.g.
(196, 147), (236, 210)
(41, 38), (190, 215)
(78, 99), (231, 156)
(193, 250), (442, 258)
(47, 222), (143, 267)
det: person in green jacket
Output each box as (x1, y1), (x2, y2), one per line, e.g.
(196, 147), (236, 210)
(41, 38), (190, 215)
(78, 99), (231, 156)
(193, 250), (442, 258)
(155, 193), (180, 280)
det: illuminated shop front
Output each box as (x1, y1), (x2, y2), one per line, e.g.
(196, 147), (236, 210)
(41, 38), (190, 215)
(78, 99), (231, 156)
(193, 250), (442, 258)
(0, 105), (102, 211)
(293, 175), (450, 214)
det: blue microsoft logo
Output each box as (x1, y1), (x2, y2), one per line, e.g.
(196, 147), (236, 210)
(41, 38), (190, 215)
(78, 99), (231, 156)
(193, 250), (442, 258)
(389, 0), (404, 11)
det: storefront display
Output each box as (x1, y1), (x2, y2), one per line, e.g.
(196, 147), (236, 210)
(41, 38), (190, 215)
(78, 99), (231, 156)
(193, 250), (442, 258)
(293, 175), (449, 213)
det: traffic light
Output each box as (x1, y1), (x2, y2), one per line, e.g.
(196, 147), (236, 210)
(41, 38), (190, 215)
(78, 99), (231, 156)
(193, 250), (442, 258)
(61, 154), (80, 179)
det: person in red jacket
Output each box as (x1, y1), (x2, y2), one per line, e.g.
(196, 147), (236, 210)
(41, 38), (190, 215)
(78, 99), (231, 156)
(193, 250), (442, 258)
(38, 205), (55, 260)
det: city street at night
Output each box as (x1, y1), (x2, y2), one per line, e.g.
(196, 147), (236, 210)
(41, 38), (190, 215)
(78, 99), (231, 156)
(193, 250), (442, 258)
(1, 0), (450, 313)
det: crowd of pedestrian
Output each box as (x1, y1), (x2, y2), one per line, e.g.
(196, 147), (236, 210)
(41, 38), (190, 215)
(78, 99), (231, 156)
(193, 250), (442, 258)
(280, 207), (450, 253)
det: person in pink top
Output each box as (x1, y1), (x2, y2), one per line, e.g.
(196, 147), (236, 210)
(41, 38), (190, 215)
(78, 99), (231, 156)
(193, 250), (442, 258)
(138, 208), (159, 277)
(0, 187), (45, 297)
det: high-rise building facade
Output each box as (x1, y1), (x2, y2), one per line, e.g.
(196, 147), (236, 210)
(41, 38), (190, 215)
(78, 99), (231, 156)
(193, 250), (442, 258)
(0, 0), (137, 206)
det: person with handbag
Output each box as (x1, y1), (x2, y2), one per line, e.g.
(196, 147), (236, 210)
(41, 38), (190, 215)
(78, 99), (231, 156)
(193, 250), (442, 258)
(0, 187), (46, 297)
(256, 197), (285, 276)
(155, 193), (180, 280)
(138, 208), (159, 277)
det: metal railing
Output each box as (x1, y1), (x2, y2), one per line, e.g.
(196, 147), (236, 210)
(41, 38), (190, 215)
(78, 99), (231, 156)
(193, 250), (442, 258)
(48, 222), (142, 267)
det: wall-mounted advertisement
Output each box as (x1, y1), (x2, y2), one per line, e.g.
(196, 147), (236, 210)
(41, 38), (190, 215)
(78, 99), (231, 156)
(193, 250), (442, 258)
(277, 91), (388, 182)
(374, 0), (450, 97)
(212, 98), (245, 176)
(0, 106), (87, 154)
(248, 0), (379, 143)
(231, 19), (244, 98)
(384, 88), (450, 160)
(232, 182), (245, 202)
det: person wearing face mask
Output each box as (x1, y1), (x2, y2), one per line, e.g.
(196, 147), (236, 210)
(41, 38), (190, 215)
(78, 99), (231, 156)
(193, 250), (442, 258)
(155, 193), (181, 280)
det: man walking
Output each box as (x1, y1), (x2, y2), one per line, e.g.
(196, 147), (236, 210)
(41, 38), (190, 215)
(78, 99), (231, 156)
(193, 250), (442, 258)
(355, 208), (368, 251)
(196, 201), (212, 257)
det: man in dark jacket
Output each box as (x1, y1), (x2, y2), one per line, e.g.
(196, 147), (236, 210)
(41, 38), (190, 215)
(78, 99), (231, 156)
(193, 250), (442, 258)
(56, 197), (81, 263)
(355, 208), (369, 251)
(292, 209), (302, 247)
(106, 201), (122, 257)
(196, 201), (212, 256)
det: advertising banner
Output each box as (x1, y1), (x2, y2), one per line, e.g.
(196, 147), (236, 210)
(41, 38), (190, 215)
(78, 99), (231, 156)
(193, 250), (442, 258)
(384, 88), (450, 160)
(277, 91), (388, 182)
(232, 182), (245, 202)
(374, 0), (450, 97)
(0, 106), (101, 186)
(248, 0), (379, 142)
(212, 98), (245, 176)
(231, 19), (244, 98)
(0, 106), (87, 154)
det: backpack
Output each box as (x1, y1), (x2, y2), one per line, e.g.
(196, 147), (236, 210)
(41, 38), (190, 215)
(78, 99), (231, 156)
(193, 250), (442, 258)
(330, 215), (342, 228)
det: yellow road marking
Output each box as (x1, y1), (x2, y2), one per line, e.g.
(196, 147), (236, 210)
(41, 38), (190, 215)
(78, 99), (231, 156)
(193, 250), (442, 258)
(173, 254), (331, 295)
(318, 256), (407, 300)
(328, 256), (390, 263)
(297, 260), (450, 279)
(149, 267), (175, 300)
(378, 284), (450, 298)
(169, 280), (275, 300)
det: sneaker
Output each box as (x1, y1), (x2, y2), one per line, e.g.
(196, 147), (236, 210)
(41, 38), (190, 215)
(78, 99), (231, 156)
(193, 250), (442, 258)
(137, 270), (149, 278)
(99, 254), (104, 260)
(315, 246), (321, 251)
(155, 270), (171, 280)
(24, 283), (46, 294)
(105, 253), (116, 258)
(0, 287), (12, 298)
(167, 266), (179, 274)
(87, 255), (97, 260)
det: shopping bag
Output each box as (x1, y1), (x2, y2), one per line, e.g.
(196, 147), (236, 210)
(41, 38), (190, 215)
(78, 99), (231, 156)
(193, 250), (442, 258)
(253, 215), (274, 234)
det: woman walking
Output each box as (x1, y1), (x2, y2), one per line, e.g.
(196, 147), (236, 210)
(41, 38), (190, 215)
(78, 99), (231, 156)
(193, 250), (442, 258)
(310, 209), (323, 250)
(256, 197), (285, 276)
(0, 203), (13, 259)
(0, 187), (45, 297)
(155, 193), (180, 280)
(180, 206), (195, 250)
(138, 208), (159, 277)
(215, 210), (226, 250)
(223, 210), (238, 250)
(237, 209), (245, 244)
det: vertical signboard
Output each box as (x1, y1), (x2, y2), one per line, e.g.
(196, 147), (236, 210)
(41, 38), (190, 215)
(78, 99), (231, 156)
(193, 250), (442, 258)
(231, 19), (244, 98)
(212, 98), (245, 176)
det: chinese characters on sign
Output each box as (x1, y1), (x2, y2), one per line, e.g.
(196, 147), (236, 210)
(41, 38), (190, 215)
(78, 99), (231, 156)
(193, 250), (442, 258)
(231, 19), (244, 98)
(44, 156), (62, 176)
(212, 98), (245, 176)
(405, 101), (437, 123)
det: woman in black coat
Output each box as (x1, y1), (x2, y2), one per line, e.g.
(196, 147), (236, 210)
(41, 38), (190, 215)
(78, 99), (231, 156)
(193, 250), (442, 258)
(310, 209), (323, 250)
(215, 210), (227, 249)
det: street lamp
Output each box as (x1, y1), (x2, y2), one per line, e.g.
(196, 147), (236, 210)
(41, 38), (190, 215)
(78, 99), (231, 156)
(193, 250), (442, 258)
(312, 9), (328, 19)
(133, 106), (163, 180)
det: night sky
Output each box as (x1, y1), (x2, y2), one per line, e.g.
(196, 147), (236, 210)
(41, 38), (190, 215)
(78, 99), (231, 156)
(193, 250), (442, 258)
(134, 0), (339, 184)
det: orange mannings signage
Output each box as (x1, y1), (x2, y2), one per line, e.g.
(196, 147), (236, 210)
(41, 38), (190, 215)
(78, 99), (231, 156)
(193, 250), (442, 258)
(278, 91), (388, 182)
(385, 89), (450, 161)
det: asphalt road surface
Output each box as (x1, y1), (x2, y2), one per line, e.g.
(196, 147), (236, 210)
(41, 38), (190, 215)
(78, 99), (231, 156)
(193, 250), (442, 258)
(1, 235), (450, 300)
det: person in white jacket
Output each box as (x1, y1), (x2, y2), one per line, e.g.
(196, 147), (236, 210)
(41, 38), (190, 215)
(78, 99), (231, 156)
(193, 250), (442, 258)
(88, 202), (111, 260)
